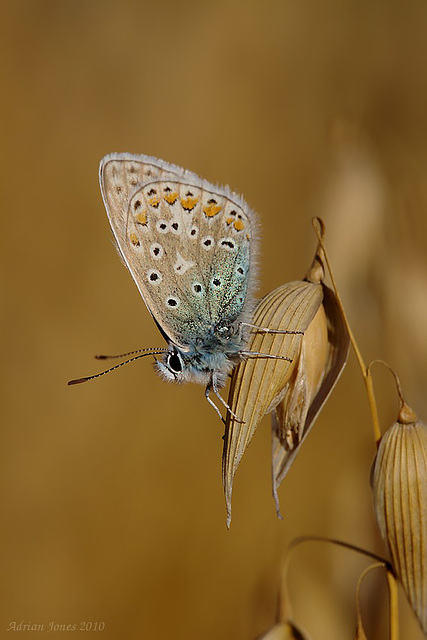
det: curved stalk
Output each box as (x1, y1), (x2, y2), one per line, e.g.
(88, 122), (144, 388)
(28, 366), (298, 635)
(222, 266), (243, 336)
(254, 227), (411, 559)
(312, 218), (381, 445)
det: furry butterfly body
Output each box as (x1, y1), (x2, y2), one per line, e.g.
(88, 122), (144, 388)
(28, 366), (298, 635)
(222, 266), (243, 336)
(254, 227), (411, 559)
(99, 153), (258, 409)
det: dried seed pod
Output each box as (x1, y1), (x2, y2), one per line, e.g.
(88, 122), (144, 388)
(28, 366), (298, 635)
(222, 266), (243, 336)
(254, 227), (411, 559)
(272, 283), (349, 515)
(258, 622), (309, 640)
(371, 404), (427, 635)
(223, 233), (349, 525)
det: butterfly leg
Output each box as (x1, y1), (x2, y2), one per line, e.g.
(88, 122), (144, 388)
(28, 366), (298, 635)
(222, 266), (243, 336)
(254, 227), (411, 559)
(240, 322), (304, 336)
(210, 375), (245, 424)
(239, 350), (292, 362)
(205, 383), (225, 422)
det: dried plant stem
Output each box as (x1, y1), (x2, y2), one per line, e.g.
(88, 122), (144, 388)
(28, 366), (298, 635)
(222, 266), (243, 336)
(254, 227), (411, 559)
(312, 218), (381, 445)
(355, 564), (400, 640)
(386, 568), (400, 640)
(368, 360), (418, 424)
(355, 563), (386, 638)
(279, 535), (390, 624)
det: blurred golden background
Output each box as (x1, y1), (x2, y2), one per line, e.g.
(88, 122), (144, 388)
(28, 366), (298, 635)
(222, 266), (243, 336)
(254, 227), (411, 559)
(2, 1), (427, 638)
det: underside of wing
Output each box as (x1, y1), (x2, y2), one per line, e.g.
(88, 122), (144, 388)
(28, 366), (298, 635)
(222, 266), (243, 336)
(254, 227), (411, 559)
(99, 153), (194, 254)
(99, 154), (258, 348)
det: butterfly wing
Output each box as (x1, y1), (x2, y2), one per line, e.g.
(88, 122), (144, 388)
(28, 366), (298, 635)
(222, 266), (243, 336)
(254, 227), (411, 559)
(100, 152), (192, 262)
(100, 153), (257, 350)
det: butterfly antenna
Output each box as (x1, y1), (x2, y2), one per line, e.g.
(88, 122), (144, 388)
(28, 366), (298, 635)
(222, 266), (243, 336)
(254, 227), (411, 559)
(95, 348), (158, 360)
(68, 349), (168, 385)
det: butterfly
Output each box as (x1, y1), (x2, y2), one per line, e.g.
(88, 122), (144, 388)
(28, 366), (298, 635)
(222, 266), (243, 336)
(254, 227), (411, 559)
(69, 153), (289, 420)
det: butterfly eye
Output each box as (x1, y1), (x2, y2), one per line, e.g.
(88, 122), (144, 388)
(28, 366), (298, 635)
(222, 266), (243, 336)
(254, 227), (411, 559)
(167, 352), (182, 373)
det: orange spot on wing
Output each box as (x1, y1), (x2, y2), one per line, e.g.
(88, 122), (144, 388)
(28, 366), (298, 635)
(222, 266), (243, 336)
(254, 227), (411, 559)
(181, 196), (199, 211)
(164, 191), (178, 205)
(129, 232), (140, 246)
(148, 196), (160, 208)
(226, 217), (234, 225)
(233, 218), (245, 231)
(203, 203), (222, 217)
(135, 210), (147, 225)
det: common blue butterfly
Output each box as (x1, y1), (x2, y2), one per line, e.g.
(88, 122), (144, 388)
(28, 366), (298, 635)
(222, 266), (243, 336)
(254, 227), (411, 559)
(70, 153), (262, 419)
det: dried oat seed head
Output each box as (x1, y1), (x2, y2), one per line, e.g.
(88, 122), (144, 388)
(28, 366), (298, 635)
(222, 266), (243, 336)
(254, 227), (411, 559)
(272, 282), (349, 515)
(372, 406), (427, 635)
(222, 230), (349, 525)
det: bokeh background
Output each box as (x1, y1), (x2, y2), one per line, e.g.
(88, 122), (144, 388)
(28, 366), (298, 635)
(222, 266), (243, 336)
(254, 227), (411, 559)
(2, 1), (427, 639)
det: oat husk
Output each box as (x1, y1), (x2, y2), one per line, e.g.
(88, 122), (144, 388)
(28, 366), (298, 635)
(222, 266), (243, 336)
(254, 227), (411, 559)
(271, 284), (349, 515)
(372, 406), (427, 635)
(223, 239), (349, 526)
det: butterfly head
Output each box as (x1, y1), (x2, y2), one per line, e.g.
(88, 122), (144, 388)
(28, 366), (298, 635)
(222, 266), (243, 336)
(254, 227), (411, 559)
(155, 348), (188, 383)
(154, 320), (244, 386)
